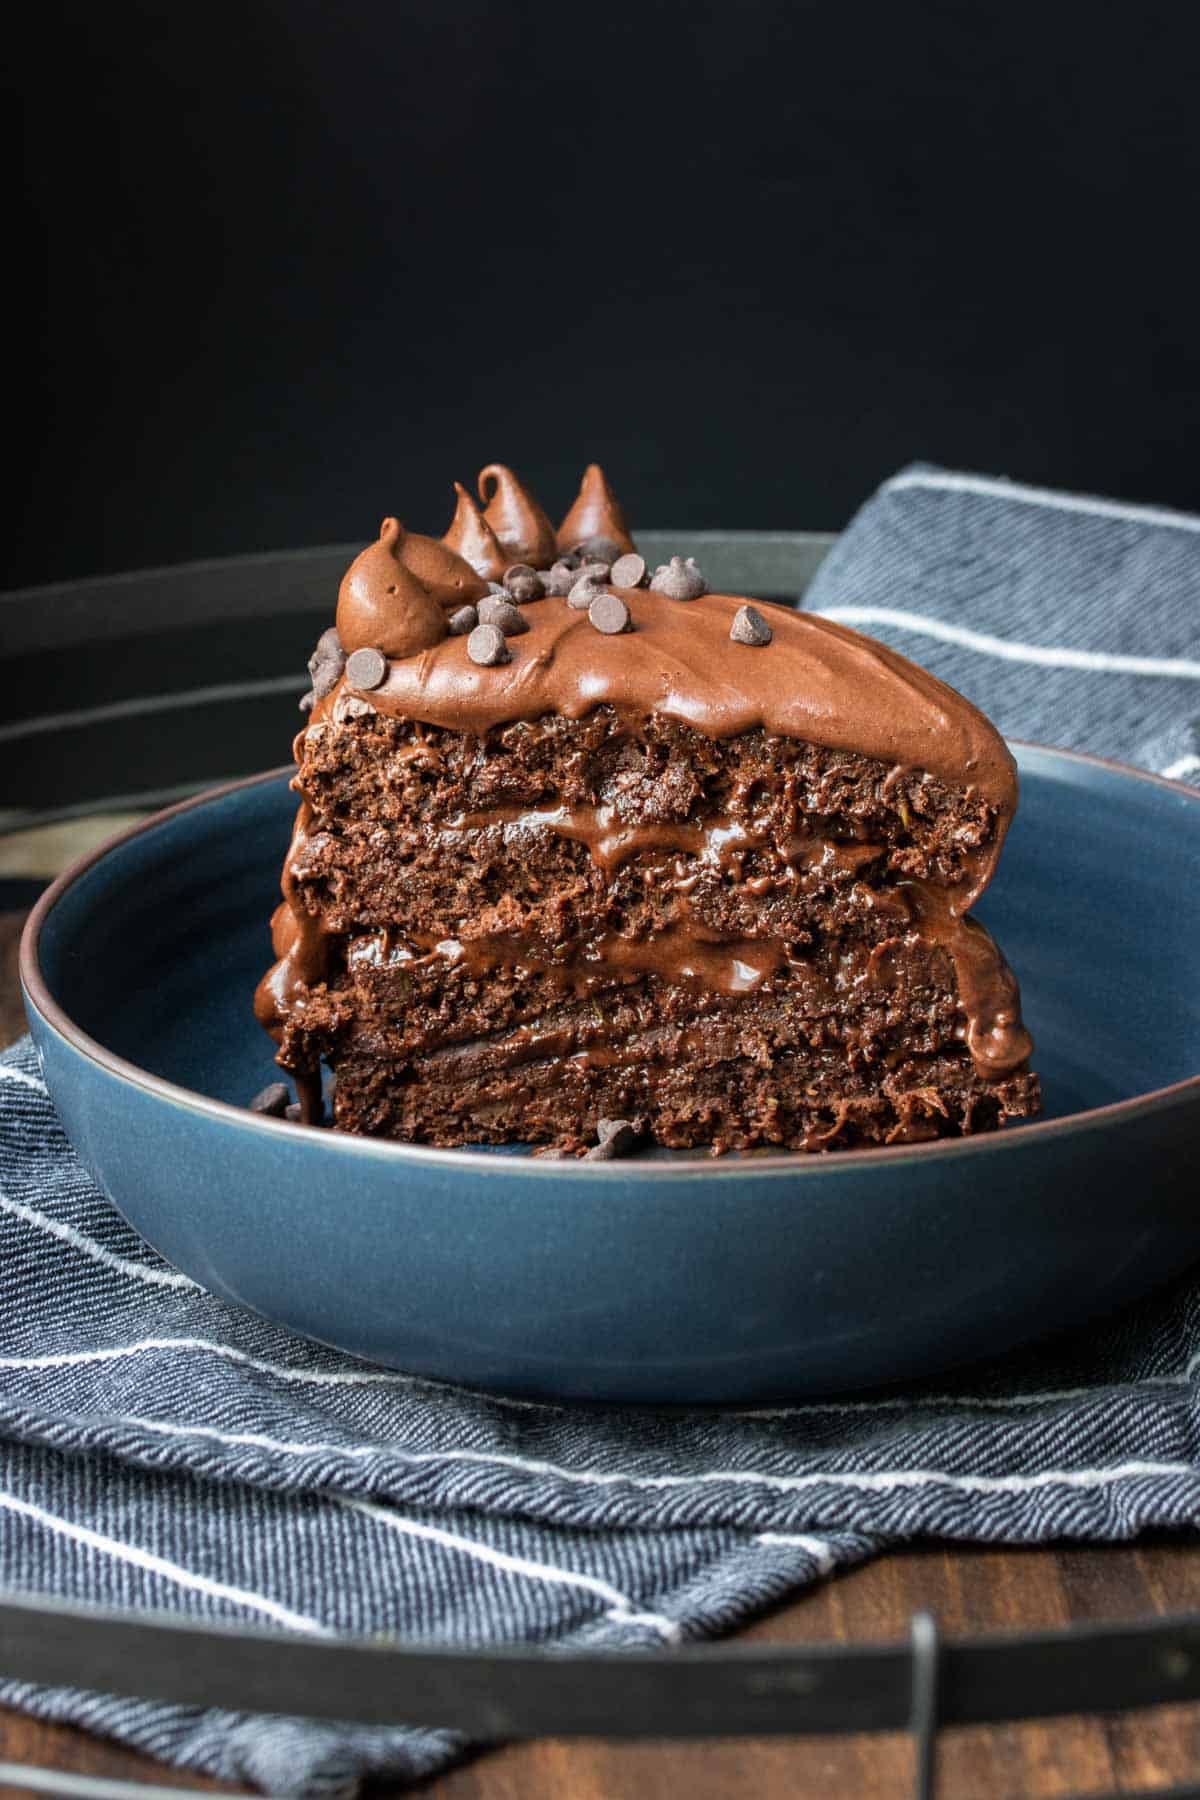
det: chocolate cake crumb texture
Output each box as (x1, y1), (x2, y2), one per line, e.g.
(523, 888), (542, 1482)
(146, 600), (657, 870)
(257, 459), (1039, 1154)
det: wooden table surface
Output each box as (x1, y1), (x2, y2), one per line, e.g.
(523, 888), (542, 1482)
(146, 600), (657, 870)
(1, 896), (1198, 1800)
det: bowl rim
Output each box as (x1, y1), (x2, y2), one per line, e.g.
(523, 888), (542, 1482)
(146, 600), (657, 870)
(18, 742), (1200, 1182)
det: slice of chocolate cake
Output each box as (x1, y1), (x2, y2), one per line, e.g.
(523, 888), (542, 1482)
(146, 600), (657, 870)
(257, 464), (1040, 1154)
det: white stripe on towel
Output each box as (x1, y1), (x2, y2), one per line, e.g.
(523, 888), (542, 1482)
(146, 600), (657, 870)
(0, 1066), (49, 1096)
(100, 1414), (1197, 1502)
(815, 606), (1200, 680)
(0, 1336), (558, 1410)
(752, 1533), (838, 1575)
(0, 1487), (330, 1635)
(0, 1189), (199, 1292)
(340, 1497), (681, 1641)
(885, 469), (1200, 535)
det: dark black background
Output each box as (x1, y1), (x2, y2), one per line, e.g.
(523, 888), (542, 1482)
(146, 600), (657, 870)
(9, 0), (1200, 589)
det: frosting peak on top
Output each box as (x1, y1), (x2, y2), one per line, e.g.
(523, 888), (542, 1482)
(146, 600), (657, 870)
(441, 481), (508, 581)
(478, 463), (558, 568)
(557, 463), (636, 557)
(336, 519), (449, 659)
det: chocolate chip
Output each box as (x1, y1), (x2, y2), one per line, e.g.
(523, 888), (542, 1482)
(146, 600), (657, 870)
(298, 690), (315, 713)
(584, 1117), (642, 1160)
(284, 1103), (304, 1123)
(308, 624), (346, 698)
(575, 559), (612, 585)
(576, 535), (623, 565)
(649, 555), (707, 601)
(448, 604), (478, 635)
(333, 693), (375, 723)
(588, 591), (632, 635)
(477, 596), (530, 635)
(567, 574), (606, 609)
(557, 549), (582, 570)
(345, 646), (388, 690)
(250, 1082), (291, 1117)
(610, 552), (647, 588)
(503, 563), (545, 602)
(730, 603), (773, 645)
(543, 561), (577, 597)
(486, 580), (508, 595)
(467, 622), (512, 665)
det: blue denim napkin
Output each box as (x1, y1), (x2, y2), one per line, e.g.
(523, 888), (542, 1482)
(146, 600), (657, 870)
(2, 468), (1198, 1797)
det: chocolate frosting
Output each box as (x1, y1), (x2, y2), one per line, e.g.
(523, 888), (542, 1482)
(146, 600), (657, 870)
(478, 463), (558, 567)
(336, 586), (1016, 854)
(400, 527), (489, 607)
(556, 463), (637, 556)
(335, 519), (449, 658)
(441, 481), (509, 581)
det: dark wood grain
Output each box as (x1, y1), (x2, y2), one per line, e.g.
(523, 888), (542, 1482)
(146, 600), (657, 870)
(3, 887), (1198, 1798)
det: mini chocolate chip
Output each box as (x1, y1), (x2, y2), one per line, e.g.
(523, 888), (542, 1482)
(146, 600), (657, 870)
(478, 596), (530, 635)
(486, 580), (508, 595)
(588, 591), (632, 635)
(610, 552), (647, 588)
(543, 561), (577, 597)
(584, 1117), (641, 1160)
(649, 555), (707, 601)
(284, 1103), (304, 1123)
(467, 622), (512, 665)
(567, 574), (606, 609)
(557, 549), (582, 570)
(250, 1082), (291, 1117)
(308, 625), (347, 699)
(298, 690), (315, 713)
(576, 535), (623, 565)
(345, 646), (388, 690)
(503, 563), (545, 602)
(730, 603), (773, 645)
(333, 693), (375, 723)
(448, 604), (478, 635)
(575, 559), (612, 585)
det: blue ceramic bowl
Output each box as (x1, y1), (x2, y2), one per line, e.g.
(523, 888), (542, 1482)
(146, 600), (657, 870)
(20, 747), (1200, 1403)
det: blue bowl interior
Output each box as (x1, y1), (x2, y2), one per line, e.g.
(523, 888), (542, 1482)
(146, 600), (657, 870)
(36, 748), (1200, 1135)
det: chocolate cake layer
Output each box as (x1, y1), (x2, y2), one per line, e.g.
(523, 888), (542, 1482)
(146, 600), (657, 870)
(257, 462), (1039, 1153)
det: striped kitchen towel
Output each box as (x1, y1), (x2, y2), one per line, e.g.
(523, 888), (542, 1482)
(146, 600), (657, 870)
(802, 464), (1200, 783)
(1, 467), (1199, 1798)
